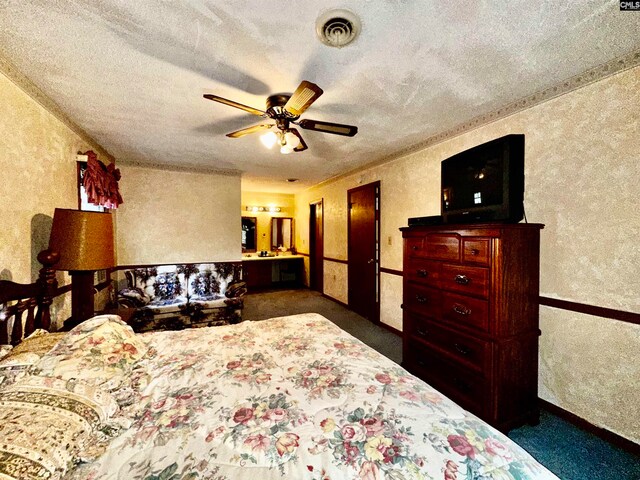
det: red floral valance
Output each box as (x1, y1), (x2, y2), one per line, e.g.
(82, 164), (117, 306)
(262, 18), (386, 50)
(82, 151), (123, 209)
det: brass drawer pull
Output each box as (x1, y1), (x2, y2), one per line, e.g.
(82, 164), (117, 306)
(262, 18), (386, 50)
(415, 294), (428, 304)
(454, 343), (471, 356)
(412, 245), (419, 251)
(470, 248), (480, 255)
(452, 304), (471, 316)
(416, 269), (428, 278)
(416, 327), (428, 337)
(454, 274), (470, 285)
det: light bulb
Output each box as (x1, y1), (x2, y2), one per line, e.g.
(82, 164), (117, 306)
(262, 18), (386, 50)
(280, 145), (294, 154)
(284, 131), (301, 149)
(260, 131), (277, 149)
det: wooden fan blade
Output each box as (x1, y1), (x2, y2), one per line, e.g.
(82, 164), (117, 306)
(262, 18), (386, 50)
(289, 128), (308, 152)
(298, 119), (358, 137)
(284, 81), (324, 117)
(226, 124), (273, 138)
(203, 94), (266, 116)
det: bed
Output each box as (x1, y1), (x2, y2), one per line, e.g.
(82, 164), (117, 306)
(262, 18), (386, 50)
(0, 254), (559, 480)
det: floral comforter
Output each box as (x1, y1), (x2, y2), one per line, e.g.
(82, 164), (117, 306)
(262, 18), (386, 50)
(67, 313), (558, 480)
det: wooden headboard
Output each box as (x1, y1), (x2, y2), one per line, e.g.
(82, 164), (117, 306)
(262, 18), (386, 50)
(0, 250), (61, 345)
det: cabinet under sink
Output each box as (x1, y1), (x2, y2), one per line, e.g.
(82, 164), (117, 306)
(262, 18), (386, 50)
(242, 256), (304, 289)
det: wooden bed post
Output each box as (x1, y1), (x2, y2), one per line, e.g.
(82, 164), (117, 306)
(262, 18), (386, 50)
(35, 249), (59, 332)
(0, 250), (61, 345)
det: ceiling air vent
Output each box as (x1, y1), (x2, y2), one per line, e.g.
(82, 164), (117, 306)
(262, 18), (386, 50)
(316, 9), (361, 48)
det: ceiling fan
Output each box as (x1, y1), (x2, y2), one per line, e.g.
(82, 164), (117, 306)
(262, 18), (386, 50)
(203, 81), (358, 154)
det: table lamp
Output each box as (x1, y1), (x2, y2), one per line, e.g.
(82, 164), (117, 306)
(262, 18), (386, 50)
(48, 208), (115, 323)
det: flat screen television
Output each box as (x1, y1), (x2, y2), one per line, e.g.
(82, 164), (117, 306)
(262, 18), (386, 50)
(441, 134), (525, 224)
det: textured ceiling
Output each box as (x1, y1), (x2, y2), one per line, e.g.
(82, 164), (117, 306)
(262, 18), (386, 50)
(1, 1), (639, 192)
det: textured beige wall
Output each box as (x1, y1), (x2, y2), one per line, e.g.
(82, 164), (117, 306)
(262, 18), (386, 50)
(380, 273), (403, 332)
(241, 191), (295, 252)
(116, 165), (241, 264)
(0, 71), (112, 328)
(295, 65), (640, 443)
(323, 261), (348, 305)
(539, 307), (639, 442)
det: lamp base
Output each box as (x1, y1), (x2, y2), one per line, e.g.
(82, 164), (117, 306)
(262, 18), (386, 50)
(69, 270), (96, 325)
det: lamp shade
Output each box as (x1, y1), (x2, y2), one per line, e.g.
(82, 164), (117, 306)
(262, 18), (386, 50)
(49, 208), (115, 271)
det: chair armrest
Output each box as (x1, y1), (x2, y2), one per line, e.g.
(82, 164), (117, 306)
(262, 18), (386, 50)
(117, 297), (138, 309)
(124, 270), (135, 288)
(118, 287), (151, 308)
(225, 281), (247, 299)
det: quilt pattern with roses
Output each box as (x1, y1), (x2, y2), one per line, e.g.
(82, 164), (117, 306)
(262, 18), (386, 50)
(67, 313), (558, 480)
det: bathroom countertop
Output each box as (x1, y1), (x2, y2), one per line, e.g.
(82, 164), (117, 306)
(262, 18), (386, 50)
(242, 254), (305, 261)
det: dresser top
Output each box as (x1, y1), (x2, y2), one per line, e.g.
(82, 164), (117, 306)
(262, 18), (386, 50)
(400, 222), (544, 233)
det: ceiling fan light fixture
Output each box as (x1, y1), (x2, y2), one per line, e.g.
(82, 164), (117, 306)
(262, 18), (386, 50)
(280, 145), (294, 154)
(284, 131), (301, 149)
(270, 130), (301, 154)
(260, 130), (278, 149)
(205, 79), (357, 154)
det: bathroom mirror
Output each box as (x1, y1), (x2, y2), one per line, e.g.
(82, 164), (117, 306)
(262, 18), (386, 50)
(271, 217), (294, 250)
(242, 216), (257, 252)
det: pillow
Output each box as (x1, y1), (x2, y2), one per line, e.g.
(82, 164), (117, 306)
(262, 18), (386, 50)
(4, 330), (65, 357)
(0, 332), (65, 388)
(0, 375), (118, 480)
(35, 315), (148, 392)
(0, 344), (12, 360)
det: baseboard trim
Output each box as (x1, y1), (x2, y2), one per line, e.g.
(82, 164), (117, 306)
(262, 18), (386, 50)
(379, 322), (402, 337)
(321, 293), (349, 309)
(538, 398), (640, 456)
(321, 293), (402, 337)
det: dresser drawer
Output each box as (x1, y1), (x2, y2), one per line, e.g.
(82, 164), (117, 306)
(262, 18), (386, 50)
(405, 259), (441, 287)
(426, 234), (460, 261)
(441, 292), (489, 332)
(409, 315), (491, 374)
(406, 237), (427, 258)
(404, 283), (441, 318)
(462, 238), (491, 265)
(441, 264), (490, 298)
(406, 341), (486, 415)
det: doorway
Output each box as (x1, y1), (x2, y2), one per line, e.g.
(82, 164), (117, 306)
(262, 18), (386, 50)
(347, 181), (380, 323)
(309, 200), (324, 292)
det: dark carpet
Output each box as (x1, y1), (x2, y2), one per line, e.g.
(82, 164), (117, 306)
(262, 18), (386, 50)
(244, 288), (640, 480)
(243, 288), (402, 363)
(509, 411), (640, 480)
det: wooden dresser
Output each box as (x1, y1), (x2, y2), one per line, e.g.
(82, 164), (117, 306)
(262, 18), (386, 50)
(401, 223), (543, 431)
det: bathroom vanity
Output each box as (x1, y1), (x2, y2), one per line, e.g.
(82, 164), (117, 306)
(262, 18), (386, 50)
(242, 254), (304, 289)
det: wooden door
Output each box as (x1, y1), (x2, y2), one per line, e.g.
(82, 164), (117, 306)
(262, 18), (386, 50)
(348, 182), (380, 322)
(309, 200), (323, 292)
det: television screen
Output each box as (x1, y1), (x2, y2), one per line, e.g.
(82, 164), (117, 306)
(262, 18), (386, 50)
(441, 135), (524, 223)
